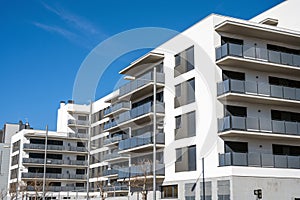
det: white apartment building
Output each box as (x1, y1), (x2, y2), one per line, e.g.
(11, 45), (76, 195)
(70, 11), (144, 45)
(7, 0), (300, 199)
(8, 116), (89, 200)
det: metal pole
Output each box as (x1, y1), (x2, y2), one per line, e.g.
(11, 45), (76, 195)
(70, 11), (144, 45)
(86, 101), (93, 200)
(153, 66), (157, 200)
(16, 140), (21, 200)
(42, 125), (48, 200)
(202, 157), (205, 199)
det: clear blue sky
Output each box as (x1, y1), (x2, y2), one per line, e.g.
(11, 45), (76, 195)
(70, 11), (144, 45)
(0, 0), (284, 130)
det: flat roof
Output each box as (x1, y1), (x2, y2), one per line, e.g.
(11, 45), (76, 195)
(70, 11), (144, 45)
(215, 20), (300, 46)
(119, 52), (164, 75)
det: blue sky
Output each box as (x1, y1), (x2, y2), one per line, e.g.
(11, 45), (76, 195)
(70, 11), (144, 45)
(0, 0), (284, 130)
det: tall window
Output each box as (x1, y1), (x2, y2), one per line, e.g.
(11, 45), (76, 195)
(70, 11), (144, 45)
(175, 145), (196, 172)
(175, 78), (195, 108)
(217, 180), (230, 200)
(175, 111), (196, 140)
(174, 46), (194, 77)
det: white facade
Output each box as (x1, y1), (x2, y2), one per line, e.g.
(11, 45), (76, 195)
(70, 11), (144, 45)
(4, 0), (300, 199)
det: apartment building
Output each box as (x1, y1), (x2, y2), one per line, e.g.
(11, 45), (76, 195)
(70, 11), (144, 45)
(62, 0), (300, 199)
(6, 0), (300, 199)
(8, 119), (89, 199)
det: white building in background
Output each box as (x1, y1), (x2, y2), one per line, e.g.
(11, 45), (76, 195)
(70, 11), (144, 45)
(7, 0), (300, 199)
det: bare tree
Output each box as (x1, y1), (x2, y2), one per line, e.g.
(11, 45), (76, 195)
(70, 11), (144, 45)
(0, 188), (8, 200)
(129, 159), (153, 200)
(26, 178), (51, 200)
(94, 170), (107, 200)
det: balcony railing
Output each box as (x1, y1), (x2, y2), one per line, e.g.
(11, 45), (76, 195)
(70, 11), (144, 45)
(119, 71), (165, 97)
(119, 132), (165, 151)
(118, 163), (165, 179)
(22, 172), (87, 180)
(67, 132), (88, 139)
(104, 102), (130, 116)
(217, 79), (300, 101)
(23, 144), (87, 152)
(68, 119), (90, 126)
(219, 152), (300, 169)
(23, 158), (87, 166)
(216, 43), (300, 68)
(218, 115), (300, 136)
(104, 134), (128, 146)
(102, 169), (119, 177)
(103, 101), (165, 130)
(103, 152), (129, 162)
(26, 186), (86, 192)
(103, 184), (129, 192)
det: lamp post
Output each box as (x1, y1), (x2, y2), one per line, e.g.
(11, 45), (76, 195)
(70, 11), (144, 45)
(124, 65), (158, 200)
(42, 125), (48, 200)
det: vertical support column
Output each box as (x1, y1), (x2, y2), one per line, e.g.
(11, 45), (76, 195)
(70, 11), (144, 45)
(153, 66), (157, 200)
(42, 125), (48, 200)
(87, 101), (93, 200)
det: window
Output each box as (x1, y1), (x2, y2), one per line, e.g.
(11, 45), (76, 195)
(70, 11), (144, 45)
(175, 145), (196, 172)
(271, 110), (300, 122)
(175, 84), (181, 97)
(221, 37), (243, 45)
(225, 105), (247, 117)
(175, 116), (181, 129)
(78, 129), (87, 134)
(222, 70), (245, 81)
(174, 46), (194, 77)
(217, 180), (230, 200)
(77, 142), (85, 147)
(77, 155), (86, 161)
(200, 181), (212, 200)
(175, 78), (195, 108)
(76, 169), (85, 175)
(185, 183), (195, 200)
(175, 111), (196, 140)
(12, 140), (20, 153)
(225, 141), (248, 153)
(161, 185), (178, 198)
(273, 144), (300, 156)
(176, 148), (182, 162)
(78, 115), (87, 121)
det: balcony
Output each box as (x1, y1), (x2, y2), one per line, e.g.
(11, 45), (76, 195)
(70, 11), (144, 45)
(119, 132), (165, 153)
(26, 186), (86, 192)
(103, 102), (131, 117)
(118, 163), (165, 180)
(102, 169), (119, 178)
(215, 43), (300, 75)
(219, 152), (300, 169)
(103, 134), (128, 147)
(23, 144), (87, 153)
(68, 119), (90, 127)
(67, 132), (88, 140)
(217, 79), (300, 107)
(103, 184), (129, 193)
(119, 71), (165, 100)
(22, 173), (87, 180)
(22, 158), (87, 166)
(102, 152), (129, 163)
(218, 115), (300, 139)
(103, 101), (165, 131)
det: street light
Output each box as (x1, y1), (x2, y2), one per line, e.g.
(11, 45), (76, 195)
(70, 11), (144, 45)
(124, 65), (158, 200)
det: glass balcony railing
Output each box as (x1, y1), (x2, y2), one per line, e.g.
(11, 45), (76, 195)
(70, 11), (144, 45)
(67, 132), (88, 139)
(119, 132), (165, 151)
(104, 102), (131, 116)
(22, 173), (87, 180)
(23, 143), (87, 152)
(215, 43), (300, 68)
(103, 152), (129, 161)
(22, 158), (88, 166)
(218, 115), (300, 136)
(26, 186), (86, 192)
(118, 163), (165, 179)
(119, 71), (165, 97)
(103, 101), (165, 130)
(102, 169), (119, 176)
(219, 152), (300, 169)
(103, 184), (129, 192)
(104, 134), (128, 146)
(217, 79), (300, 101)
